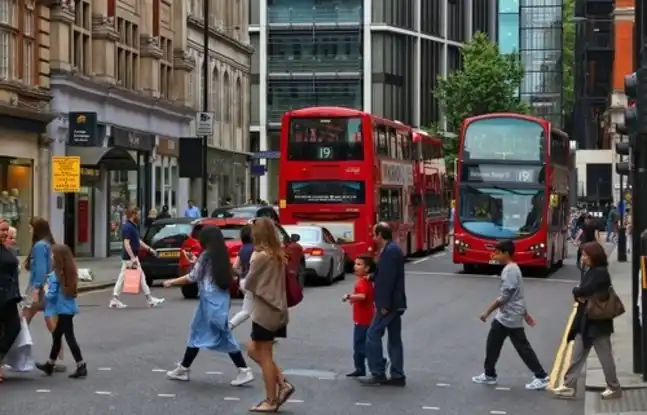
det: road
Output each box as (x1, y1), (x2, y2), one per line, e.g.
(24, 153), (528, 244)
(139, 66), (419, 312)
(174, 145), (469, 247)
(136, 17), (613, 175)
(3, 249), (584, 415)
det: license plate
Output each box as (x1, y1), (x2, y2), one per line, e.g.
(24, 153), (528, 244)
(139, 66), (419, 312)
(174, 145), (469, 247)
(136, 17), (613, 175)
(158, 251), (180, 258)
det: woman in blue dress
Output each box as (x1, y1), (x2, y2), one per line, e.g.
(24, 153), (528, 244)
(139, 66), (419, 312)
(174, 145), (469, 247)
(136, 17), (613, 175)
(163, 225), (254, 387)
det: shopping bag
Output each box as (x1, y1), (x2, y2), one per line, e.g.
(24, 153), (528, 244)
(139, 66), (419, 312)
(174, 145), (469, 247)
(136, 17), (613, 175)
(122, 268), (142, 294)
(78, 268), (94, 282)
(3, 318), (35, 372)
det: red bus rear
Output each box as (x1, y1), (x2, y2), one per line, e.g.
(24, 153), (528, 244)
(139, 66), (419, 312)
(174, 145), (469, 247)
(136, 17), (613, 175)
(452, 113), (570, 272)
(278, 106), (448, 263)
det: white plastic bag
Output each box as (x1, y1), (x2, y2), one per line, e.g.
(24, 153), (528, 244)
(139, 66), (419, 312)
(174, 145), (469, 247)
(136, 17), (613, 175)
(78, 268), (94, 282)
(3, 318), (35, 372)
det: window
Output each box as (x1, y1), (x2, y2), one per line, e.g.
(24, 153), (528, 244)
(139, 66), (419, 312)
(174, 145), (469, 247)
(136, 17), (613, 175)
(372, 123), (413, 160)
(236, 77), (243, 128)
(70, 0), (90, 74)
(287, 181), (366, 205)
(550, 132), (568, 166)
(116, 17), (139, 90)
(159, 36), (173, 99)
(288, 117), (364, 161)
(425, 192), (442, 217)
(378, 189), (403, 221)
(0, 157), (34, 256)
(463, 117), (545, 162)
(211, 67), (220, 120)
(0, 30), (8, 79)
(224, 71), (231, 122)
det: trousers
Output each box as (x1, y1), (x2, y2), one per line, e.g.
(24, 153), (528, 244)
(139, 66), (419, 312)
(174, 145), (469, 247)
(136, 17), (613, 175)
(0, 302), (21, 359)
(484, 319), (547, 378)
(563, 334), (620, 389)
(113, 260), (152, 297)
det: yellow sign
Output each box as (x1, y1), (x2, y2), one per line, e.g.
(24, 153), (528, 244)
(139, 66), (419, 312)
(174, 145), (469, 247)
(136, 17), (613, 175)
(52, 156), (81, 193)
(451, 199), (456, 209)
(279, 199), (286, 209)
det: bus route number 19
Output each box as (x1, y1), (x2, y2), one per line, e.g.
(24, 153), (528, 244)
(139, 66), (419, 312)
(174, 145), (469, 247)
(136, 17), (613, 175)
(318, 146), (333, 160)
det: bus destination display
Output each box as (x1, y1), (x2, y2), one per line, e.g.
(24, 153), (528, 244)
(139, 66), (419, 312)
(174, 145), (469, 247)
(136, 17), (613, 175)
(463, 165), (544, 183)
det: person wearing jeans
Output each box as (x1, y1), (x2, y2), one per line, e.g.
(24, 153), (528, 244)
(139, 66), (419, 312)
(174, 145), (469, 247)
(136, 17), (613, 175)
(109, 205), (164, 309)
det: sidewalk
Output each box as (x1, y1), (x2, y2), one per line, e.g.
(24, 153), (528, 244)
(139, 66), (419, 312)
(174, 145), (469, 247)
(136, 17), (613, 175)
(584, 245), (647, 414)
(18, 256), (122, 293)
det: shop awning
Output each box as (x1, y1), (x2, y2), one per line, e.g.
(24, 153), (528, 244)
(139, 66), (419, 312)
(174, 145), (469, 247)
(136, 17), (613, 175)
(66, 147), (137, 169)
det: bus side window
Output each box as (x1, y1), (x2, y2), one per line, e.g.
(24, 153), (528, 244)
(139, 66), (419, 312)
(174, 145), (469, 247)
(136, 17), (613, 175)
(378, 189), (403, 221)
(376, 125), (388, 156)
(425, 192), (440, 217)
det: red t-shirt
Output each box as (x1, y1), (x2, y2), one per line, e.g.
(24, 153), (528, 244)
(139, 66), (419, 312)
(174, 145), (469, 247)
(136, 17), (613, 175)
(352, 277), (375, 326)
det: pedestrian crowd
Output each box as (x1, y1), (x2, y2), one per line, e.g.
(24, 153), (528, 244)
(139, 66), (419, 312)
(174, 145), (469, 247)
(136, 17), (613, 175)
(0, 205), (625, 410)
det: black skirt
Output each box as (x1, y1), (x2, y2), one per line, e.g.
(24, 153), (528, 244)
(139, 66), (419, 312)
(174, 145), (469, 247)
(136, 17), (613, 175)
(251, 322), (287, 342)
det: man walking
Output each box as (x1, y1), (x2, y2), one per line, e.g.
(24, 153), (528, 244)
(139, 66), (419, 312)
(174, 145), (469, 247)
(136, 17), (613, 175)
(361, 223), (407, 386)
(184, 200), (201, 218)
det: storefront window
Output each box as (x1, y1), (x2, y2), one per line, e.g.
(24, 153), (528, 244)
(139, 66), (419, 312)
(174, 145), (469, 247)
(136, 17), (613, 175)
(0, 157), (33, 255)
(109, 170), (131, 251)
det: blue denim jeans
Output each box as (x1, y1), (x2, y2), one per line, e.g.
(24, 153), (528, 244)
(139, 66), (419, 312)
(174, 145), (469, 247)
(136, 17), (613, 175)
(353, 324), (369, 374)
(366, 311), (405, 379)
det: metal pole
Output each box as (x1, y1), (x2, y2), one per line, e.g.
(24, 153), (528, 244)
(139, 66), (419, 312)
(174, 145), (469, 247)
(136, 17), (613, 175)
(201, 0), (209, 217)
(619, 142), (628, 262)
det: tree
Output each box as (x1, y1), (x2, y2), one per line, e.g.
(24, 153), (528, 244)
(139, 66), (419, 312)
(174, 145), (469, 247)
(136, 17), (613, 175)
(433, 32), (529, 165)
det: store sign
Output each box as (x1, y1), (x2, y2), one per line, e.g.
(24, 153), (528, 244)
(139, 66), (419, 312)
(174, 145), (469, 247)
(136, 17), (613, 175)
(68, 112), (99, 146)
(52, 156), (81, 193)
(110, 127), (155, 152)
(380, 161), (413, 186)
(463, 164), (543, 183)
(157, 136), (179, 157)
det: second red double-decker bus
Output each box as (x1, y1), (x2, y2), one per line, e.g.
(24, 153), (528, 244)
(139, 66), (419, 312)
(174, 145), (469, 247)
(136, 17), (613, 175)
(278, 106), (448, 265)
(452, 113), (570, 273)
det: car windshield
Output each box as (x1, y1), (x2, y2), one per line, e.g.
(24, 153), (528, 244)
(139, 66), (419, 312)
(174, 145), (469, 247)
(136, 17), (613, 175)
(283, 227), (320, 243)
(219, 225), (246, 240)
(144, 223), (193, 246)
(458, 185), (545, 239)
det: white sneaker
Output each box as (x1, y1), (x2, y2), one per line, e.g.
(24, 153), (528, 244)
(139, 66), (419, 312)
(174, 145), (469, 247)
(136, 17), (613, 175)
(109, 298), (127, 309)
(552, 385), (575, 398)
(471, 373), (497, 385)
(148, 297), (165, 307)
(230, 367), (254, 386)
(601, 388), (622, 399)
(525, 376), (549, 390)
(166, 364), (190, 381)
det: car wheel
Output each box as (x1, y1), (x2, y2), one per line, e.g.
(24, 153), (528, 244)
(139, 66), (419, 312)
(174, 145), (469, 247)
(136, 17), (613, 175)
(146, 275), (154, 288)
(181, 283), (199, 299)
(323, 259), (334, 286)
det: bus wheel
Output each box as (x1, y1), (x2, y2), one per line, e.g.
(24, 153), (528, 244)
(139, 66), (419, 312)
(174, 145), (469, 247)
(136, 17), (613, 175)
(463, 264), (477, 274)
(344, 254), (354, 273)
(406, 233), (412, 257)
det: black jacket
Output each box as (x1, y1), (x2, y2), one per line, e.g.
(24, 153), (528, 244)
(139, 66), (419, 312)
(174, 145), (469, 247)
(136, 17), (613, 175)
(0, 245), (21, 306)
(567, 266), (614, 344)
(373, 241), (407, 313)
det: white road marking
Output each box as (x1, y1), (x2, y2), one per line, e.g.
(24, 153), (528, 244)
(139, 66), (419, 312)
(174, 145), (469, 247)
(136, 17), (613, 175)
(436, 383), (450, 387)
(95, 391), (112, 396)
(489, 411), (507, 414)
(97, 367), (112, 371)
(151, 369), (166, 372)
(206, 371), (223, 375)
(157, 394), (176, 398)
(354, 402), (372, 406)
(495, 387), (510, 391)
(411, 252), (446, 265)
(224, 397), (240, 401)
(408, 271), (576, 283)
(422, 406), (440, 410)
(36, 389), (51, 393)
(286, 399), (304, 403)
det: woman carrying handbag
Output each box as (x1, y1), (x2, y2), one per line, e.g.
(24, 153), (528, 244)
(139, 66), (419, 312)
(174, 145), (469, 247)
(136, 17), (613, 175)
(554, 241), (623, 399)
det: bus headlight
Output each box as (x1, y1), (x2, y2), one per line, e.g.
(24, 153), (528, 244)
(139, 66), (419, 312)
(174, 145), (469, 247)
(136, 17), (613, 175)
(529, 243), (545, 257)
(454, 239), (470, 253)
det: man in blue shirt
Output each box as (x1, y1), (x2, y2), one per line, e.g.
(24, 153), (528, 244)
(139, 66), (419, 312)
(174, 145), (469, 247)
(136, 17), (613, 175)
(361, 223), (407, 386)
(110, 205), (165, 309)
(184, 200), (202, 218)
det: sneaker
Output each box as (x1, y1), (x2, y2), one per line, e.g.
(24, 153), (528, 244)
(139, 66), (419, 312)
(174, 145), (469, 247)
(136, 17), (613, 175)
(230, 367), (254, 386)
(166, 364), (190, 381)
(472, 373), (497, 385)
(109, 298), (127, 309)
(346, 370), (365, 378)
(601, 388), (622, 399)
(525, 376), (549, 390)
(552, 385), (575, 398)
(148, 297), (165, 307)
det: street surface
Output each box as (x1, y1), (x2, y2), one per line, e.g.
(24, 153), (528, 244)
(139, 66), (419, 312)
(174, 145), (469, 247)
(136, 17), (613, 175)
(4, 250), (584, 415)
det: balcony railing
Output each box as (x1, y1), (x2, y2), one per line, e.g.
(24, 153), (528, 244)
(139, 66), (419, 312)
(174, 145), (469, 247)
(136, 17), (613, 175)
(268, 6), (362, 25)
(268, 97), (362, 122)
(268, 55), (362, 73)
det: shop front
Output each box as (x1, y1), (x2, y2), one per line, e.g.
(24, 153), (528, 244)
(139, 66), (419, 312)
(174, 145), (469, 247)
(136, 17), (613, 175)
(153, 137), (180, 215)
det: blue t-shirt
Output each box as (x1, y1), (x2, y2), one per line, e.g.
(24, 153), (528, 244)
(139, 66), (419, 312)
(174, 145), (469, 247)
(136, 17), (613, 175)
(121, 220), (141, 260)
(238, 243), (254, 279)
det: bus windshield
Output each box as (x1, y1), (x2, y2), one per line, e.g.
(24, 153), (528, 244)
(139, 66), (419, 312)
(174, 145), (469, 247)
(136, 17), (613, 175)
(288, 117), (364, 161)
(458, 185), (544, 239)
(463, 118), (545, 162)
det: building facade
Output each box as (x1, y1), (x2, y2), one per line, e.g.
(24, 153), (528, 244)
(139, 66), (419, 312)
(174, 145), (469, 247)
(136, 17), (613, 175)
(186, 0), (253, 212)
(249, 0), (496, 203)
(47, 0), (195, 257)
(0, 0), (54, 256)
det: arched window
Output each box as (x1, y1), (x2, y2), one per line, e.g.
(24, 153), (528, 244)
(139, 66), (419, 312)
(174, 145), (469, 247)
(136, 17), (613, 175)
(211, 67), (220, 120)
(223, 71), (231, 122)
(236, 77), (243, 128)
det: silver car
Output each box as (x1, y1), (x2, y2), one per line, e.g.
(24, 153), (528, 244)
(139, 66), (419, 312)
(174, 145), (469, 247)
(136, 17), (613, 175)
(283, 225), (346, 285)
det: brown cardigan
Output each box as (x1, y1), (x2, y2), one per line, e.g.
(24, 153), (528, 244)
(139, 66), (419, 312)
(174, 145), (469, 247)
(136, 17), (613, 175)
(244, 250), (288, 332)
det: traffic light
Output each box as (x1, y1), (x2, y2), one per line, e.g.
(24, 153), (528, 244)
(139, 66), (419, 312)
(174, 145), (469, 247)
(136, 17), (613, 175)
(616, 139), (631, 175)
(625, 54), (647, 135)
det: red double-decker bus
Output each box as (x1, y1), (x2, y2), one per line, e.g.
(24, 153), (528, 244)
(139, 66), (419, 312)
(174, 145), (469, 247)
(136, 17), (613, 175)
(452, 113), (570, 272)
(278, 106), (448, 265)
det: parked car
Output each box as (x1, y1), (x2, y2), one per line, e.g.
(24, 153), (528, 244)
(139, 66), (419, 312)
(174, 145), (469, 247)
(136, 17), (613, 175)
(282, 225), (346, 285)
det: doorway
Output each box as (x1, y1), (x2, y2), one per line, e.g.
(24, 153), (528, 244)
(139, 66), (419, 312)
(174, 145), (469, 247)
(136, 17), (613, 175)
(64, 187), (95, 257)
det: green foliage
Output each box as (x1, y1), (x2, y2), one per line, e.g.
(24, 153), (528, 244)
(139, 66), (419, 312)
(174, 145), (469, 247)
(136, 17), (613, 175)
(433, 32), (529, 167)
(562, 0), (576, 118)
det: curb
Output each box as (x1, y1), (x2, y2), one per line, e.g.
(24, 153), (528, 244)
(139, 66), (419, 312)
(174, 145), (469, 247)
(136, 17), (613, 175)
(78, 281), (116, 293)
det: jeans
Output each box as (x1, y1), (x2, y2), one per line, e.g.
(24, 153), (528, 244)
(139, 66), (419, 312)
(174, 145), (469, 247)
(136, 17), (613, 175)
(484, 319), (547, 379)
(606, 223), (614, 241)
(353, 324), (369, 374)
(366, 311), (404, 379)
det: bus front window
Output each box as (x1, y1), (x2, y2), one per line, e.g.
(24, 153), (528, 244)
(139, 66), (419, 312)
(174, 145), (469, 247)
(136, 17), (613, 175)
(288, 117), (364, 161)
(463, 118), (545, 162)
(458, 185), (544, 239)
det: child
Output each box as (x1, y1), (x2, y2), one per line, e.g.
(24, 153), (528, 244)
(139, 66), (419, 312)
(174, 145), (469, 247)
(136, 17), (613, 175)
(342, 254), (375, 377)
(36, 244), (87, 378)
(472, 239), (548, 390)
(229, 224), (254, 330)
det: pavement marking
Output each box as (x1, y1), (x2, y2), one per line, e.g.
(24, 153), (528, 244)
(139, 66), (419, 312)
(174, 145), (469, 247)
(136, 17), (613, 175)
(489, 411), (507, 415)
(354, 402), (372, 406)
(286, 399), (304, 403)
(35, 389), (51, 393)
(408, 270), (577, 284)
(547, 304), (577, 391)
(157, 394), (176, 398)
(435, 383), (451, 387)
(97, 367), (112, 371)
(411, 252), (447, 265)
(422, 406), (440, 410)
(224, 397), (240, 401)
(151, 369), (167, 373)
(495, 387), (510, 391)
(206, 371), (223, 375)
(95, 391), (112, 396)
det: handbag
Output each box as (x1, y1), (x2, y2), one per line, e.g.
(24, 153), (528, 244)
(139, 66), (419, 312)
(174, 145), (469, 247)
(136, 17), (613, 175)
(585, 286), (625, 320)
(122, 267), (142, 295)
(285, 267), (303, 308)
(3, 317), (35, 372)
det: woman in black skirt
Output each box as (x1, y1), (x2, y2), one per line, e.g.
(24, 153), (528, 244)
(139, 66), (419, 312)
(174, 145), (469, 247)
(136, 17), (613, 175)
(244, 218), (294, 412)
(0, 217), (23, 383)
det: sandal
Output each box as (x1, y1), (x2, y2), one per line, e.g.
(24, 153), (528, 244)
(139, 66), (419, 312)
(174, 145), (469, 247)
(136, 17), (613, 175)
(249, 399), (278, 413)
(276, 381), (295, 408)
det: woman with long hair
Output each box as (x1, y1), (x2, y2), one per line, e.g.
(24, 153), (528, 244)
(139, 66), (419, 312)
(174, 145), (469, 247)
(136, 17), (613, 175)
(36, 244), (86, 378)
(554, 241), (621, 399)
(0, 217), (22, 383)
(163, 226), (254, 387)
(244, 217), (293, 412)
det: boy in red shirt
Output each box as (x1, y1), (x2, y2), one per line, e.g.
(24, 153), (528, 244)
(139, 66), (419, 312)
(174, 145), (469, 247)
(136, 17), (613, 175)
(342, 254), (375, 377)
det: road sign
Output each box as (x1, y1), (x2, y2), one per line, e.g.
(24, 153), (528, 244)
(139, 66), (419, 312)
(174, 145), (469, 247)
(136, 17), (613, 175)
(52, 156), (81, 193)
(196, 112), (214, 136)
